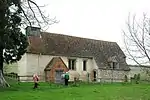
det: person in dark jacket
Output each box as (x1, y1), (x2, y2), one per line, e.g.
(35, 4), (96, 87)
(64, 72), (69, 86)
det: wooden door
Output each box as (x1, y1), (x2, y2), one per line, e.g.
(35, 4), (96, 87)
(55, 69), (64, 83)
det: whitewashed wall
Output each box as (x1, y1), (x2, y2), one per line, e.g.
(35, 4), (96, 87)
(17, 54), (27, 81)
(25, 53), (96, 81)
(4, 63), (18, 74)
(6, 53), (133, 82)
(68, 58), (95, 81)
(26, 53), (53, 81)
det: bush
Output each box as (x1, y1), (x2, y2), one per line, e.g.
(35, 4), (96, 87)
(73, 77), (80, 87)
(136, 74), (140, 84)
(124, 75), (128, 82)
(137, 74), (140, 80)
(134, 74), (137, 79)
(133, 74), (140, 84)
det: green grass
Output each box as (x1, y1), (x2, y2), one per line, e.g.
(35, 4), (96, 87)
(1, 82), (150, 100)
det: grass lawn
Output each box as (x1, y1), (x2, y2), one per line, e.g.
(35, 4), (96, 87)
(0, 82), (150, 100)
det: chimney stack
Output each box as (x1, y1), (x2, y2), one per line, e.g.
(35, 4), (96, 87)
(25, 26), (41, 36)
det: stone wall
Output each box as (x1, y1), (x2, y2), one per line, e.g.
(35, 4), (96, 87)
(97, 69), (129, 82)
(129, 65), (150, 81)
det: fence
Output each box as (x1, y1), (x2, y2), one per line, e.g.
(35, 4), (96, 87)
(4, 73), (150, 83)
(4, 73), (34, 82)
(4, 73), (124, 83)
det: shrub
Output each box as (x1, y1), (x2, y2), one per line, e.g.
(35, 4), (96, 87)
(73, 77), (79, 87)
(134, 74), (137, 79)
(137, 74), (140, 80)
(133, 74), (140, 84)
(136, 73), (140, 84)
(124, 75), (128, 82)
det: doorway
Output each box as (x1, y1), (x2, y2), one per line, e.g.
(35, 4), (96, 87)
(93, 70), (97, 81)
(44, 57), (69, 82)
(55, 69), (64, 83)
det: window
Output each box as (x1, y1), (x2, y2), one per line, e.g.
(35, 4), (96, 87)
(68, 59), (76, 70)
(83, 60), (87, 71)
(112, 62), (115, 69)
(112, 62), (118, 69)
(108, 62), (119, 69)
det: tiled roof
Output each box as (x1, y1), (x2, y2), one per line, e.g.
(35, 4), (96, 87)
(27, 32), (129, 71)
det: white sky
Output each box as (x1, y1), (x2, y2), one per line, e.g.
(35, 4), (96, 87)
(35, 0), (150, 64)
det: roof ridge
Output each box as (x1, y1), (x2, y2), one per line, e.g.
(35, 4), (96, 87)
(41, 32), (116, 44)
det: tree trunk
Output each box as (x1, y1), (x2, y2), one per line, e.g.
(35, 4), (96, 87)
(0, 48), (10, 87)
(0, 70), (10, 87)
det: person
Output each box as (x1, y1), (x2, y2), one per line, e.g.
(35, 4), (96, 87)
(64, 72), (69, 86)
(33, 73), (39, 89)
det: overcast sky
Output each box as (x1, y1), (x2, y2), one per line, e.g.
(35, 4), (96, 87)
(35, 0), (150, 64)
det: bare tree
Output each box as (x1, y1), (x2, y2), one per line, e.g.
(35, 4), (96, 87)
(19, 0), (59, 30)
(123, 13), (150, 65)
(123, 13), (150, 79)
